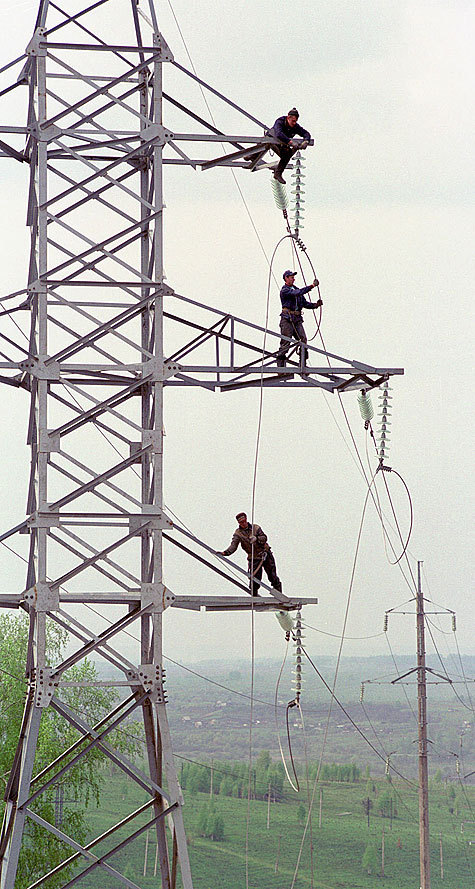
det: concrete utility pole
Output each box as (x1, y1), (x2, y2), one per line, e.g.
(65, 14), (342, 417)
(386, 561), (455, 889)
(417, 561), (431, 889)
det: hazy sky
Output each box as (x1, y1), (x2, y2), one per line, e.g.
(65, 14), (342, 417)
(0, 0), (473, 674)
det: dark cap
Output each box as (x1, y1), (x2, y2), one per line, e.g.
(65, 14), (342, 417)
(236, 512), (247, 521)
(287, 107), (299, 118)
(283, 270), (297, 280)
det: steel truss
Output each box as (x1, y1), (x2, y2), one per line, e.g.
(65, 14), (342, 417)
(0, 2), (403, 887)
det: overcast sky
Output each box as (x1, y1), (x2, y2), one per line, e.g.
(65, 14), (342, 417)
(0, 0), (473, 678)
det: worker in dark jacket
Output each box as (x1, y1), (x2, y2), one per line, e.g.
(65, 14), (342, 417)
(217, 512), (282, 596)
(277, 270), (322, 368)
(268, 108), (311, 184)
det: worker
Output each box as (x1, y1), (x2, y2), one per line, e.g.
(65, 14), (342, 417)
(277, 270), (322, 369)
(217, 512), (282, 596)
(268, 108), (311, 184)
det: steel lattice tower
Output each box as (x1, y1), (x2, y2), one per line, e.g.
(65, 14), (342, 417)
(0, 2), (403, 886)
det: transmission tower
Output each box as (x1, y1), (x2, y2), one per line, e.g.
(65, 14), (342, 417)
(0, 2), (403, 887)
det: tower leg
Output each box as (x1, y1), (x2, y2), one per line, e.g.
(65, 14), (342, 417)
(156, 702), (193, 889)
(141, 698), (171, 889)
(0, 706), (42, 889)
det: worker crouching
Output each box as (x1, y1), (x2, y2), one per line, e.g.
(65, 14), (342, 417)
(268, 108), (311, 184)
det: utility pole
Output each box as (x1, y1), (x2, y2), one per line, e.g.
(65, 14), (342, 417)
(319, 788), (323, 828)
(439, 832), (444, 880)
(267, 782), (271, 829)
(417, 561), (431, 889)
(387, 562), (442, 889)
(381, 827), (385, 877)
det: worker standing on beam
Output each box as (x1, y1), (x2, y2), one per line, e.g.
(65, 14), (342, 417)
(217, 512), (282, 596)
(277, 270), (322, 369)
(268, 108), (311, 183)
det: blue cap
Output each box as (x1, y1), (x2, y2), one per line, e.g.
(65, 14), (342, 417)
(283, 270), (297, 279)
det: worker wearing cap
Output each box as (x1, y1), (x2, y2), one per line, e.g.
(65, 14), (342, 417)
(277, 270), (322, 369)
(268, 108), (311, 184)
(216, 512), (282, 597)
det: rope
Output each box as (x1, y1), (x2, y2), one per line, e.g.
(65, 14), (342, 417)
(243, 170), (278, 889)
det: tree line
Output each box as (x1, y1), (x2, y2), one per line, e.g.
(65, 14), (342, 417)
(180, 751), (363, 801)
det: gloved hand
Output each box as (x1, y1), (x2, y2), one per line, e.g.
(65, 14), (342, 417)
(250, 535), (257, 544)
(216, 551), (225, 556)
(315, 298), (323, 309)
(300, 140), (309, 149)
(312, 278), (319, 287)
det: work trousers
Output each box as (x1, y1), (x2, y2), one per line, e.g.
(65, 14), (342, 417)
(275, 145), (298, 176)
(277, 315), (308, 367)
(248, 550), (282, 596)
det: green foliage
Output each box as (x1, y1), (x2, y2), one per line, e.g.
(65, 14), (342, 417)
(297, 803), (306, 824)
(361, 796), (373, 827)
(376, 788), (397, 818)
(362, 841), (379, 875)
(78, 770), (475, 889)
(317, 762), (361, 783)
(180, 752), (284, 802)
(453, 790), (464, 816)
(227, 670), (242, 683)
(0, 612), (139, 889)
(196, 801), (224, 841)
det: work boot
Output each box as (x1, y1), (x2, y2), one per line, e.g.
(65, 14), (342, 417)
(273, 170), (286, 184)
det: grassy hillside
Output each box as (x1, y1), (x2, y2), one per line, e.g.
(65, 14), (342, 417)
(77, 770), (475, 888)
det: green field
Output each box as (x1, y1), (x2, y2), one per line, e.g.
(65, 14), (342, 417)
(76, 770), (475, 889)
